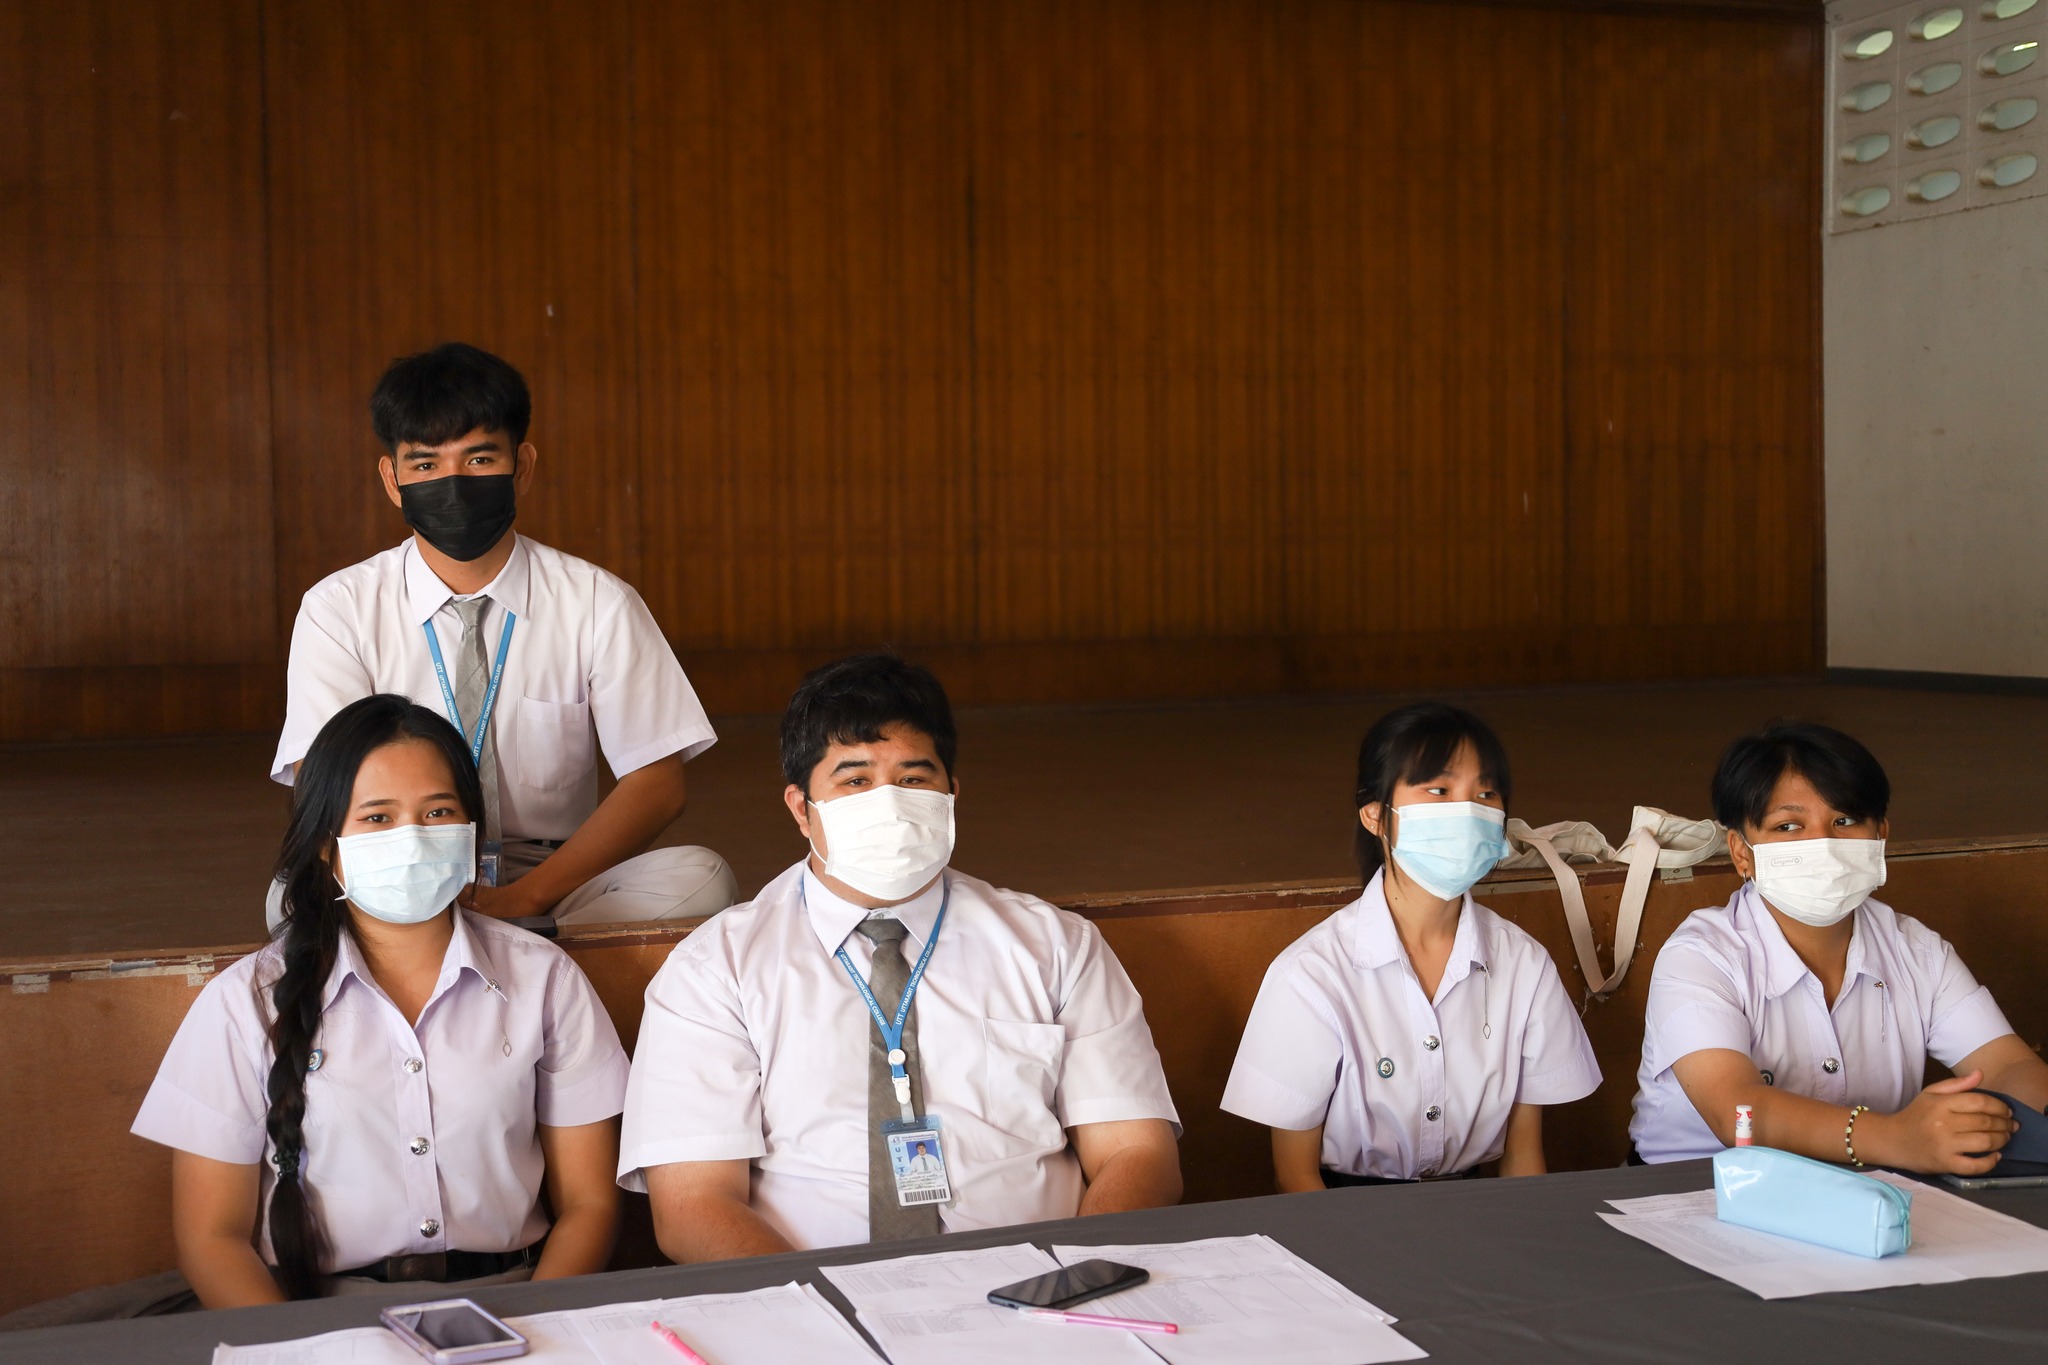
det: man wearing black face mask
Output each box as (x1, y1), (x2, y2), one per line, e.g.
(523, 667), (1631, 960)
(268, 343), (737, 928)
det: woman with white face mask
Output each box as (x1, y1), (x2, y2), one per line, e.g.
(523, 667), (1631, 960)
(133, 695), (628, 1308)
(1223, 703), (1600, 1190)
(1629, 722), (2047, 1172)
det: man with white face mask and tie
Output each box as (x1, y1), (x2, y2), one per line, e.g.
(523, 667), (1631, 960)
(618, 653), (1183, 1260)
(1630, 721), (2048, 1173)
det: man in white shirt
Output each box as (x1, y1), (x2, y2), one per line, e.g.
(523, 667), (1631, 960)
(270, 343), (735, 926)
(619, 653), (1183, 1260)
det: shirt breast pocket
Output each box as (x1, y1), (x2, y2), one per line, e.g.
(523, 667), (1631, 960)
(974, 1018), (1067, 1148)
(510, 696), (594, 791)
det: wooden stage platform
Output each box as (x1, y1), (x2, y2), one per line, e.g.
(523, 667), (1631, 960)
(5, 676), (2048, 959)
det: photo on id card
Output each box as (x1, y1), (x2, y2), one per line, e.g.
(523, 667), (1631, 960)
(885, 1122), (953, 1207)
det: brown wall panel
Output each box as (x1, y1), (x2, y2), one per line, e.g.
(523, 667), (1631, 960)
(1561, 12), (1823, 645)
(970, 0), (1571, 649)
(3, 0), (1824, 739)
(629, 0), (976, 655)
(0, 0), (274, 729)
(0, 663), (279, 743)
(261, 0), (643, 623)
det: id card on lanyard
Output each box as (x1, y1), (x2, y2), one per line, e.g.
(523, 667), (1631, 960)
(423, 610), (516, 883)
(831, 879), (955, 1210)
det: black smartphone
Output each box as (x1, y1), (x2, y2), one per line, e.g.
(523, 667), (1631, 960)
(987, 1258), (1149, 1311)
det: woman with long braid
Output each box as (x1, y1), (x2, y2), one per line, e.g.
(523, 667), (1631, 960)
(133, 694), (629, 1306)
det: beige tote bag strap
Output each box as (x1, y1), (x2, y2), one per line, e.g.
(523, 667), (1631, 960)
(1602, 826), (1662, 999)
(1514, 822), (1614, 997)
(1599, 807), (1727, 999)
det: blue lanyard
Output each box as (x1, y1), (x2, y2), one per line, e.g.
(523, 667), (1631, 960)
(831, 878), (949, 1123)
(423, 609), (517, 769)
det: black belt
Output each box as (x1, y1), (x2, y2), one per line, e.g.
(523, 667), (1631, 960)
(339, 1238), (545, 1283)
(1322, 1166), (1480, 1188)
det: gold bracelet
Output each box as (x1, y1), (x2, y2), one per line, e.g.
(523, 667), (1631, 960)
(1844, 1104), (1872, 1168)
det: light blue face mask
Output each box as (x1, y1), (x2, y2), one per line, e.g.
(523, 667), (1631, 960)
(1388, 802), (1508, 900)
(334, 822), (475, 925)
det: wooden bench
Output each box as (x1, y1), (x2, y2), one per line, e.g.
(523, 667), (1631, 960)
(4, 835), (2044, 1316)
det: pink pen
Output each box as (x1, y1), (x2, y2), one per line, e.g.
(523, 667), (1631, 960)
(1020, 1306), (1179, 1335)
(650, 1319), (713, 1365)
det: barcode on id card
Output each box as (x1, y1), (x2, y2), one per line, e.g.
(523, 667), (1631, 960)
(901, 1188), (949, 1204)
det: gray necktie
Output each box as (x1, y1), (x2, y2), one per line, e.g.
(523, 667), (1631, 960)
(857, 918), (941, 1241)
(451, 597), (501, 842)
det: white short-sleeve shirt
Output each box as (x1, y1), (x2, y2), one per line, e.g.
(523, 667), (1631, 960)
(133, 911), (629, 1273)
(271, 535), (717, 841)
(618, 863), (1181, 1251)
(1629, 884), (2016, 1164)
(1220, 871), (1600, 1180)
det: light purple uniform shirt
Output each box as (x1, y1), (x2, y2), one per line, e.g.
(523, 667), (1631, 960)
(1222, 871), (1601, 1180)
(133, 910), (628, 1272)
(1630, 884), (2015, 1163)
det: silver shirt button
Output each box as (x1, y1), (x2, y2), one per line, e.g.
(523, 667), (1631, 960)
(1823, 1058), (1841, 1074)
(419, 1218), (440, 1238)
(1423, 1035), (1441, 1051)
(1425, 1105), (1442, 1122)
(404, 1058), (423, 1074)
(409, 1136), (430, 1155)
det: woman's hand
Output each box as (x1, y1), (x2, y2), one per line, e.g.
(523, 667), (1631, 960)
(1860, 1071), (2015, 1175)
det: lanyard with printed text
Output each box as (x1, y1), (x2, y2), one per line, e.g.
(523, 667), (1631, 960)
(832, 879), (950, 1124)
(423, 610), (517, 770)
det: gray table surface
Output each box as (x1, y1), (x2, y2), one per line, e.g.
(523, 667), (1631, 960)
(7, 1161), (2047, 1363)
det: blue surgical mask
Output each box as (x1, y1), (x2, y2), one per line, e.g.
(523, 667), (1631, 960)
(1388, 802), (1508, 900)
(334, 822), (475, 925)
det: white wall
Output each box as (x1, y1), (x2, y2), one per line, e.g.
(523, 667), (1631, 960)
(1825, 2), (2048, 676)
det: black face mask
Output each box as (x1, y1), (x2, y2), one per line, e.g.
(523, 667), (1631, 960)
(398, 473), (517, 562)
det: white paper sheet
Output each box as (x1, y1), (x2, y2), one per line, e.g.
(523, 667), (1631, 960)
(212, 1283), (878, 1365)
(820, 1242), (1160, 1365)
(212, 1329), (429, 1365)
(1601, 1172), (2048, 1299)
(551, 1282), (880, 1365)
(1050, 1236), (1427, 1365)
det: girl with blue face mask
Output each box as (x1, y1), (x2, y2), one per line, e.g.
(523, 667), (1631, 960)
(1222, 702), (1599, 1191)
(133, 695), (629, 1307)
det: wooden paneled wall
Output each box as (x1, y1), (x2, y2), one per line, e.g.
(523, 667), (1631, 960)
(0, 0), (278, 737)
(0, 0), (1824, 741)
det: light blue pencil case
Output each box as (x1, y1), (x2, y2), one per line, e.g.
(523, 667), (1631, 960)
(1713, 1146), (1913, 1258)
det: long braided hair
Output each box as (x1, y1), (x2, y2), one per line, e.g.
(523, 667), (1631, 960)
(263, 694), (484, 1296)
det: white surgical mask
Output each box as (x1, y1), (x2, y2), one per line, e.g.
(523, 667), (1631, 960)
(1388, 801), (1510, 900)
(1747, 835), (1885, 928)
(334, 822), (475, 925)
(809, 784), (955, 902)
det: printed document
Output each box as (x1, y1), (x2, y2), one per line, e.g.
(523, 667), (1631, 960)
(820, 1242), (1160, 1365)
(1050, 1236), (1427, 1365)
(1600, 1172), (2048, 1299)
(210, 1282), (878, 1365)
